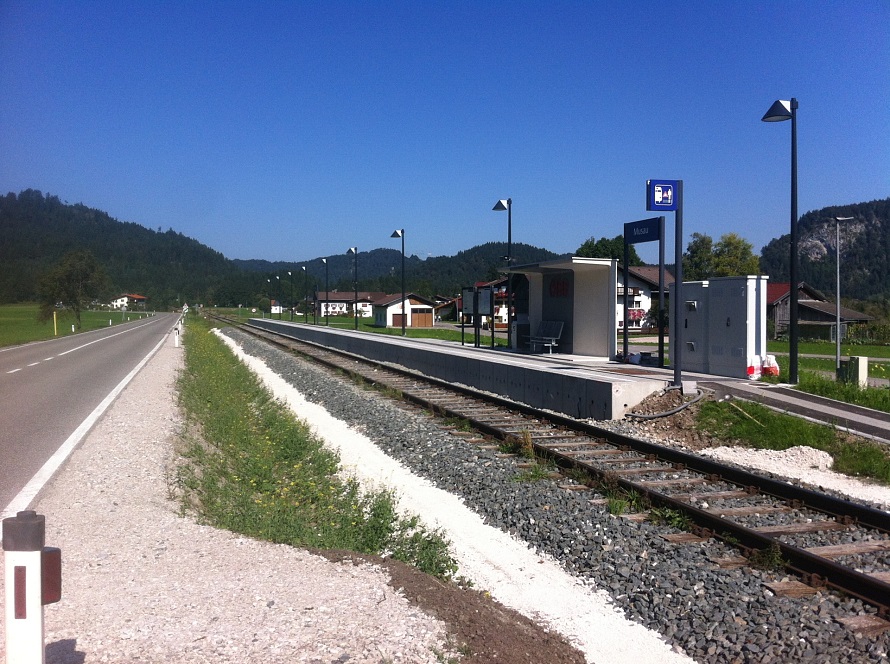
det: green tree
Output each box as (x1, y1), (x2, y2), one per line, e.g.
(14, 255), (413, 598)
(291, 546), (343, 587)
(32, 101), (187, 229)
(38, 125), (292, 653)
(38, 250), (108, 329)
(683, 232), (715, 280)
(576, 235), (643, 265)
(683, 232), (759, 280)
(713, 233), (760, 277)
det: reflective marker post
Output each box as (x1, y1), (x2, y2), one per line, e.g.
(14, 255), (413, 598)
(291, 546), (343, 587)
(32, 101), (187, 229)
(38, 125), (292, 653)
(3, 510), (62, 664)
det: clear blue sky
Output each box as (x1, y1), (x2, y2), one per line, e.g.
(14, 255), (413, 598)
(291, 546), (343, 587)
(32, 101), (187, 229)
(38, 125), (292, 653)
(2, 1), (888, 265)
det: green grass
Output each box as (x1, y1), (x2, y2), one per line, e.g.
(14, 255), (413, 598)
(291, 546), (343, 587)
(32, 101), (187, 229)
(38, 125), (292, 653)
(174, 317), (459, 580)
(0, 302), (153, 346)
(696, 399), (890, 483)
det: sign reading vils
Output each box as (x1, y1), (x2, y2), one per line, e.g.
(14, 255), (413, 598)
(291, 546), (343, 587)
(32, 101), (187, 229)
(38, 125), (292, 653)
(646, 179), (679, 212)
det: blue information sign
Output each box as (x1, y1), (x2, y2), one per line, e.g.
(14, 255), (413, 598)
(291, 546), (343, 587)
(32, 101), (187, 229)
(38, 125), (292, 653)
(647, 179), (679, 211)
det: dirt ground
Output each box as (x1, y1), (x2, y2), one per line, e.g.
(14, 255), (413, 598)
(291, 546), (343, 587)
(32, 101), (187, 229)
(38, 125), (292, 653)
(318, 549), (587, 664)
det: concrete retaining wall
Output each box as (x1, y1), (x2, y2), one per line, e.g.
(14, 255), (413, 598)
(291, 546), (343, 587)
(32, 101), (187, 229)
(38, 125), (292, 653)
(248, 319), (663, 420)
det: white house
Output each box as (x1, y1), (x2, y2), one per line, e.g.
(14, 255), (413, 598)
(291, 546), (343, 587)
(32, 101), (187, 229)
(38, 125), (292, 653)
(111, 293), (147, 310)
(314, 291), (385, 319)
(616, 266), (674, 332)
(372, 293), (436, 328)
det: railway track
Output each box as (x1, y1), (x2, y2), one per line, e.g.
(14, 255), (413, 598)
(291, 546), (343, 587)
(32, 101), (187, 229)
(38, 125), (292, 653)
(216, 316), (890, 626)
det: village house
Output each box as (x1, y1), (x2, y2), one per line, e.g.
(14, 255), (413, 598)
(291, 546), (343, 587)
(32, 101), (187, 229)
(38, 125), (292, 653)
(110, 293), (147, 310)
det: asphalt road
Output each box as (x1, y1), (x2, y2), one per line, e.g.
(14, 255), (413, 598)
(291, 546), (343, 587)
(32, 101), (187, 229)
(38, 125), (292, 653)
(0, 313), (180, 517)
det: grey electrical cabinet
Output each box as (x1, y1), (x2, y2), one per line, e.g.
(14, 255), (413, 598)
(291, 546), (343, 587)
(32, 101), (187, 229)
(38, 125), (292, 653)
(670, 276), (769, 379)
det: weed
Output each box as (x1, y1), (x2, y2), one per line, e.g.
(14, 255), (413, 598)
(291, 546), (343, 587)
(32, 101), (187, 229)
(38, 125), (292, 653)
(748, 542), (786, 571)
(648, 506), (692, 530)
(607, 497), (628, 515)
(513, 463), (553, 483)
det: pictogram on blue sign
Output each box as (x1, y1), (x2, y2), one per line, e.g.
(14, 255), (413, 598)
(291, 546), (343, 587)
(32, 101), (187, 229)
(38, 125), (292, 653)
(647, 179), (680, 211)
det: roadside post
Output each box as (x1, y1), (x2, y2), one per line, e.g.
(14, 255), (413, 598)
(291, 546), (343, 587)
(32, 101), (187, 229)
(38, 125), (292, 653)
(3, 510), (62, 664)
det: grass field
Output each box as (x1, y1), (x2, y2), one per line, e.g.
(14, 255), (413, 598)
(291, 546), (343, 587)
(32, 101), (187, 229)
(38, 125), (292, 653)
(0, 303), (154, 347)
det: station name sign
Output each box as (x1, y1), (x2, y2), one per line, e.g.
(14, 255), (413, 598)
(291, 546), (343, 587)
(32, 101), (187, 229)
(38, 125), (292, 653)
(624, 217), (662, 244)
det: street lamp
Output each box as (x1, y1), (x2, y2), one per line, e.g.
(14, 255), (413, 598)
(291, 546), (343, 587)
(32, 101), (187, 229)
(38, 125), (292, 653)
(275, 275), (281, 319)
(302, 266), (308, 323)
(391, 229), (406, 336)
(834, 216), (854, 371)
(347, 247), (358, 330)
(492, 198), (512, 349)
(288, 271), (294, 321)
(266, 278), (271, 317)
(322, 258), (329, 326)
(762, 98), (799, 383)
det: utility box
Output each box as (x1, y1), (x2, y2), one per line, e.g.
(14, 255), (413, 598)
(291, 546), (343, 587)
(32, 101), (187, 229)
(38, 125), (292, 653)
(838, 356), (868, 388)
(671, 276), (769, 379)
(679, 282), (708, 372)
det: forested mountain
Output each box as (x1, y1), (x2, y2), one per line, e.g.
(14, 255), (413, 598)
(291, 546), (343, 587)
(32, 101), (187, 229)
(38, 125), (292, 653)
(0, 190), (559, 309)
(4, 189), (886, 311)
(759, 198), (890, 301)
(0, 190), (240, 308)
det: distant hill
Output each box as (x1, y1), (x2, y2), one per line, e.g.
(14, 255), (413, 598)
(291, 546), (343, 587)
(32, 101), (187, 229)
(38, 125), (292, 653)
(4, 189), (885, 310)
(0, 189), (240, 308)
(759, 198), (890, 301)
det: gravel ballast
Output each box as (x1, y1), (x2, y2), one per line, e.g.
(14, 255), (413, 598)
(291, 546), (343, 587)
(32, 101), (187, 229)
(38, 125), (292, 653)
(220, 328), (890, 664)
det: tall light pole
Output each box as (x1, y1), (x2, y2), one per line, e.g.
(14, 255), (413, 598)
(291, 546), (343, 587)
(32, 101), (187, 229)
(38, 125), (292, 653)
(302, 266), (308, 323)
(834, 216), (854, 371)
(266, 278), (271, 317)
(275, 275), (281, 319)
(391, 229), (406, 336)
(322, 258), (329, 326)
(762, 98), (799, 383)
(288, 271), (294, 321)
(348, 247), (358, 330)
(492, 198), (512, 349)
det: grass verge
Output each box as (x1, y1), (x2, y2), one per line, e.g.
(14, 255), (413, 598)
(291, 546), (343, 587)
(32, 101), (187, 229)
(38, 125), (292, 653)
(173, 317), (458, 580)
(696, 399), (890, 484)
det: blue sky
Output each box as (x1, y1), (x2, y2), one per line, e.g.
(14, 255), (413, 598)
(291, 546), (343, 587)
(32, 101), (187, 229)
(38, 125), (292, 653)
(2, 1), (888, 265)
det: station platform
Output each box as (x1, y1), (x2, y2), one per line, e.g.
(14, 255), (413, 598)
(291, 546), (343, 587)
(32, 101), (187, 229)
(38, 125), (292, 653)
(248, 319), (738, 420)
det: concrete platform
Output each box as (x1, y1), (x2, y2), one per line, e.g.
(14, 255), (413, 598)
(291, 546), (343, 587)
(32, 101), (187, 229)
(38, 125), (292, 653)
(248, 319), (713, 420)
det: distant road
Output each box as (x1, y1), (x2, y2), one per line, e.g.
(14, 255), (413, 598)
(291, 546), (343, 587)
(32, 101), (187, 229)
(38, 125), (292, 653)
(0, 313), (179, 516)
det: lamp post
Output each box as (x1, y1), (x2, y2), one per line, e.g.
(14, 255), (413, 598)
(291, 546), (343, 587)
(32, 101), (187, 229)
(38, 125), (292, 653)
(492, 198), (512, 349)
(762, 98), (799, 383)
(288, 271), (294, 321)
(266, 278), (271, 317)
(391, 229), (406, 336)
(302, 266), (308, 323)
(834, 216), (854, 371)
(322, 258), (329, 326)
(275, 275), (281, 319)
(348, 247), (358, 330)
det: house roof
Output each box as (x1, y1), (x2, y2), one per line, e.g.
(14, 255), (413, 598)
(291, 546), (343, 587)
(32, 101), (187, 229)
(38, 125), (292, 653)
(799, 300), (873, 322)
(767, 282), (826, 304)
(372, 293), (436, 307)
(624, 265), (675, 288)
(315, 291), (386, 303)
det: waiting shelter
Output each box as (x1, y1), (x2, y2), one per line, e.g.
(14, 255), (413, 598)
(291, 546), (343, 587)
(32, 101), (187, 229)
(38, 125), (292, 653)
(508, 257), (618, 358)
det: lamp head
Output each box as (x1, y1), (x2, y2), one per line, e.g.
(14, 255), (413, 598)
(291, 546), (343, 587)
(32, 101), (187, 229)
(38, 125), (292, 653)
(322, 258), (327, 264)
(347, 247), (357, 255)
(301, 265), (306, 271)
(761, 99), (793, 122)
(492, 199), (510, 211)
(834, 216), (854, 222)
(391, 229), (403, 238)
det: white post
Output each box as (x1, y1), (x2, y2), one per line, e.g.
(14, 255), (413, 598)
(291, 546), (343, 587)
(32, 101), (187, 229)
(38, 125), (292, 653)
(3, 511), (46, 664)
